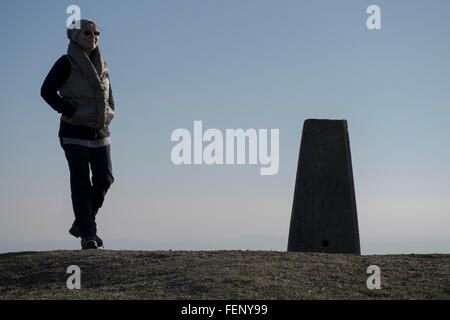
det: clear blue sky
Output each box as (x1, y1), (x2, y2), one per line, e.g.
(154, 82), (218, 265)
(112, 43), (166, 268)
(0, 0), (449, 254)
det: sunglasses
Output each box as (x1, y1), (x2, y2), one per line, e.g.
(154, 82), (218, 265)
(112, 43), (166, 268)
(83, 30), (100, 36)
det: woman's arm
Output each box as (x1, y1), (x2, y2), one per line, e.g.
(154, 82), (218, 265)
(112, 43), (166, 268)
(41, 55), (77, 117)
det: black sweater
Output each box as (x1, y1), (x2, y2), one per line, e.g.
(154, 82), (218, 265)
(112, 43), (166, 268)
(41, 55), (114, 139)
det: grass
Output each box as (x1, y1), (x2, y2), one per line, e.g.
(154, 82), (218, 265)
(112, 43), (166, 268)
(0, 250), (448, 299)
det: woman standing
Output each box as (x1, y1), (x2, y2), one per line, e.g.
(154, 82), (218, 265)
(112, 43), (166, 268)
(41, 19), (115, 249)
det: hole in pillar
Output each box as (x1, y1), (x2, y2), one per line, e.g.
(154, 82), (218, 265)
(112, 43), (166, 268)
(321, 240), (329, 248)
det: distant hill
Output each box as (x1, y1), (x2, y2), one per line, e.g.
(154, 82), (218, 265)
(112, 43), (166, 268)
(0, 250), (448, 299)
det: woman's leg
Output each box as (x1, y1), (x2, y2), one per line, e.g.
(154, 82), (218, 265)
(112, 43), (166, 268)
(61, 143), (96, 238)
(89, 145), (114, 222)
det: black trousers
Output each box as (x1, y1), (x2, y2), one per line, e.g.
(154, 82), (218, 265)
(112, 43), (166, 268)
(60, 140), (114, 237)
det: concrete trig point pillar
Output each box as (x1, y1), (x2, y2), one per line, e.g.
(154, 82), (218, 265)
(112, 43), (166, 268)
(288, 119), (360, 254)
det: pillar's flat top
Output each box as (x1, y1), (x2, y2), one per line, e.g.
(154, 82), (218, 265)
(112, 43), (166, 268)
(305, 119), (347, 123)
(303, 119), (348, 130)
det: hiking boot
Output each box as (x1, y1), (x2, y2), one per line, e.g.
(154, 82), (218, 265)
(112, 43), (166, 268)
(95, 235), (104, 248)
(69, 222), (81, 238)
(70, 222), (103, 247)
(81, 237), (97, 250)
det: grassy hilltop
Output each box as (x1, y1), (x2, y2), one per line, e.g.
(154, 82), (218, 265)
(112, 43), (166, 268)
(0, 250), (448, 299)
